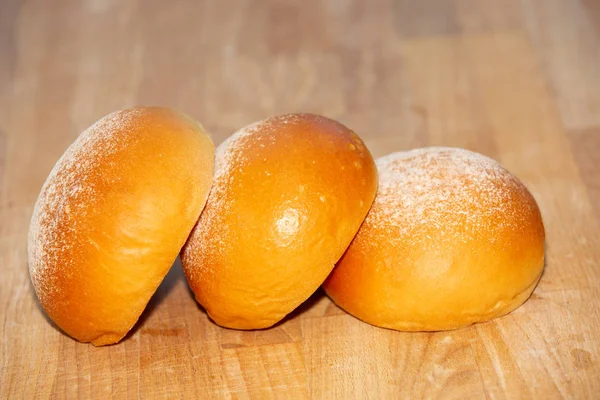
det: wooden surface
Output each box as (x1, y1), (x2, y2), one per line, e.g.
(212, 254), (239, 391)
(1, 0), (600, 398)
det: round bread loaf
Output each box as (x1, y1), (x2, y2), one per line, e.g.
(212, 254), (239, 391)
(323, 147), (545, 331)
(28, 107), (215, 346)
(181, 113), (378, 329)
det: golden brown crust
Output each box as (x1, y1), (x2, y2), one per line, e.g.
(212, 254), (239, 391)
(181, 113), (378, 329)
(323, 147), (545, 331)
(28, 107), (214, 345)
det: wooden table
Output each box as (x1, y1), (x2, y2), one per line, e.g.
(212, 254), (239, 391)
(1, 1), (599, 398)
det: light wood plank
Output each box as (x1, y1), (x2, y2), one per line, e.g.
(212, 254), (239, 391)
(1, 1), (599, 398)
(521, 0), (600, 130)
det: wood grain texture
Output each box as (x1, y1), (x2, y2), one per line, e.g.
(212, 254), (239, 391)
(1, 0), (599, 398)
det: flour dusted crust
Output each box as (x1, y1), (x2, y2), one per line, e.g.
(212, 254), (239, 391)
(181, 113), (378, 330)
(323, 147), (546, 331)
(28, 107), (214, 345)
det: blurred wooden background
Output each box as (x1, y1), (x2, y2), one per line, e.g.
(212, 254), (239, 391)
(1, 0), (599, 398)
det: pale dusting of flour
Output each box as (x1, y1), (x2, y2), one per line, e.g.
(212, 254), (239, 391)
(183, 114), (302, 278)
(213, 114), (303, 179)
(28, 109), (142, 302)
(368, 147), (529, 241)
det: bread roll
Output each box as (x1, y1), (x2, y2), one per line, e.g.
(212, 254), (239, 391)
(181, 113), (377, 329)
(28, 107), (214, 346)
(323, 147), (545, 331)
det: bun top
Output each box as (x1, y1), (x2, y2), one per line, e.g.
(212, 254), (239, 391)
(189, 113), (378, 261)
(324, 147), (545, 331)
(370, 147), (543, 247)
(182, 113), (378, 329)
(28, 107), (214, 345)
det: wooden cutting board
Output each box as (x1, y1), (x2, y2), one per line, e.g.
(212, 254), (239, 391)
(1, 0), (599, 398)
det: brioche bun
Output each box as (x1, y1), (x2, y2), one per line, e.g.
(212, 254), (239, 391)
(28, 107), (214, 345)
(323, 147), (545, 331)
(181, 113), (377, 329)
